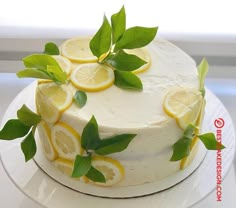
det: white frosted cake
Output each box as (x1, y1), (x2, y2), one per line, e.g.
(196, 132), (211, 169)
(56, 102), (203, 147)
(36, 38), (202, 187)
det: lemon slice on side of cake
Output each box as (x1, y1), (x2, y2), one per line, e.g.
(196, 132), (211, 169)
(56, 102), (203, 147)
(52, 55), (72, 75)
(36, 82), (73, 123)
(180, 99), (206, 169)
(163, 88), (203, 130)
(125, 48), (151, 74)
(61, 37), (98, 63)
(51, 122), (83, 160)
(70, 63), (115, 92)
(37, 121), (57, 160)
(90, 156), (125, 186)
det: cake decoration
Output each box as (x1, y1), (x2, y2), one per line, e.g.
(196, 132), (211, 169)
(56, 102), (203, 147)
(0, 6), (225, 187)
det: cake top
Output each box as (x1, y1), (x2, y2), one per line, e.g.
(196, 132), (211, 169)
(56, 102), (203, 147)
(66, 39), (199, 129)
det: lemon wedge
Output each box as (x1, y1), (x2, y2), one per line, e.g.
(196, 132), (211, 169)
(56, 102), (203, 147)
(52, 55), (72, 75)
(163, 88), (203, 130)
(51, 122), (83, 160)
(36, 82), (73, 123)
(37, 121), (57, 160)
(61, 37), (97, 63)
(91, 156), (125, 186)
(70, 63), (114, 92)
(125, 47), (151, 74)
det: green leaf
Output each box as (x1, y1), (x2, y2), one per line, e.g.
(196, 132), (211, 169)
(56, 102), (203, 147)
(17, 105), (41, 126)
(17, 68), (51, 80)
(106, 50), (146, 71)
(114, 26), (158, 50)
(198, 133), (225, 150)
(43, 42), (60, 55)
(170, 137), (192, 161)
(74, 91), (87, 108)
(114, 70), (143, 91)
(21, 54), (67, 84)
(81, 116), (101, 150)
(47, 65), (67, 83)
(90, 15), (112, 58)
(23, 54), (60, 69)
(198, 58), (208, 92)
(71, 155), (92, 178)
(183, 124), (196, 139)
(95, 134), (136, 155)
(21, 131), (37, 162)
(111, 5), (126, 44)
(86, 166), (106, 183)
(0, 119), (31, 140)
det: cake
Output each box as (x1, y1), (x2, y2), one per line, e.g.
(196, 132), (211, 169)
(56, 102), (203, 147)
(0, 6), (224, 190)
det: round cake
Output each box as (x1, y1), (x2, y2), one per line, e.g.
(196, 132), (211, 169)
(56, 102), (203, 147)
(36, 38), (202, 187)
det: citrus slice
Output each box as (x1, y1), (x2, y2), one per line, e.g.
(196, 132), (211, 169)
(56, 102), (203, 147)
(37, 121), (57, 160)
(163, 88), (203, 130)
(61, 37), (97, 63)
(52, 55), (72, 75)
(91, 156), (125, 186)
(180, 99), (205, 169)
(36, 82), (73, 123)
(54, 158), (73, 176)
(125, 47), (151, 74)
(70, 63), (115, 92)
(180, 135), (199, 169)
(51, 122), (83, 160)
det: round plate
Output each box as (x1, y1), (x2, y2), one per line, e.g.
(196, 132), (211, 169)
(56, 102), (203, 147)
(0, 82), (235, 208)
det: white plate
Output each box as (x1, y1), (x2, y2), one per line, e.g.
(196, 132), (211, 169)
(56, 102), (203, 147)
(0, 82), (235, 208)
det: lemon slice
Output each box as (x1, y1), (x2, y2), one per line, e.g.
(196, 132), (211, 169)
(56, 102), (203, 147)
(51, 122), (83, 160)
(52, 55), (72, 75)
(125, 47), (151, 74)
(36, 82), (73, 123)
(163, 88), (203, 130)
(61, 37), (97, 63)
(70, 63), (115, 92)
(54, 158), (73, 176)
(180, 99), (205, 169)
(37, 121), (57, 160)
(91, 156), (125, 186)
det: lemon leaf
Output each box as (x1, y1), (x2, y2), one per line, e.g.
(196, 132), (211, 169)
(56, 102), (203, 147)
(20, 54), (67, 84)
(90, 15), (112, 58)
(114, 70), (143, 91)
(198, 133), (225, 150)
(17, 68), (51, 80)
(21, 130), (37, 162)
(183, 124), (196, 139)
(95, 134), (136, 155)
(198, 58), (208, 95)
(74, 91), (87, 108)
(170, 137), (192, 161)
(111, 5), (126, 44)
(114, 26), (158, 51)
(81, 116), (101, 150)
(47, 65), (67, 84)
(0, 119), (31, 140)
(71, 155), (92, 178)
(106, 50), (147, 71)
(17, 104), (41, 126)
(86, 166), (106, 183)
(44, 42), (60, 55)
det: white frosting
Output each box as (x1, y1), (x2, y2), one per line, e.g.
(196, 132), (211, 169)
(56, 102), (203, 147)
(39, 39), (200, 186)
